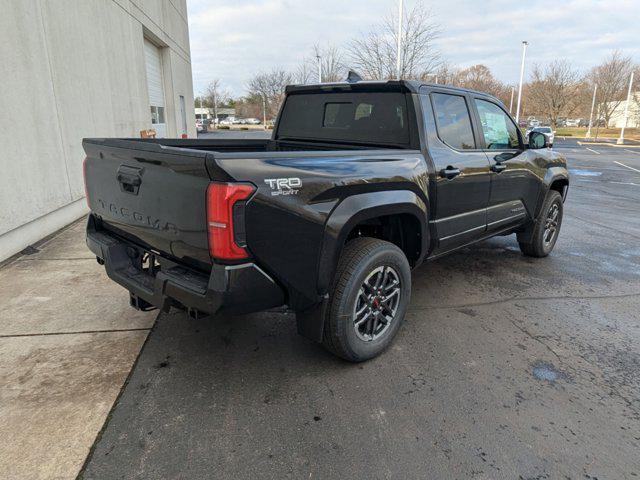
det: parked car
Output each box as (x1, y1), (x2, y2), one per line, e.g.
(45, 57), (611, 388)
(526, 126), (555, 147)
(195, 120), (204, 133)
(245, 118), (261, 125)
(219, 118), (233, 126)
(83, 80), (568, 362)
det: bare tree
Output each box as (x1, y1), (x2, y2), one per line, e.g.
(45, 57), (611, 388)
(589, 51), (635, 127)
(422, 61), (458, 85)
(294, 61), (314, 85)
(452, 64), (510, 102)
(205, 79), (231, 122)
(247, 69), (294, 118)
(295, 44), (345, 84)
(347, 2), (440, 80)
(314, 44), (344, 82)
(525, 61), (583, 128)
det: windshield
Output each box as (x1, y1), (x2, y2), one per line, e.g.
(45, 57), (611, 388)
(534, 127), (552, 133)
(277, 91), (410, 147)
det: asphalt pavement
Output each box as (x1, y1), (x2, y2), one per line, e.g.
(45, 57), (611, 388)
(80, 138), (640, 479)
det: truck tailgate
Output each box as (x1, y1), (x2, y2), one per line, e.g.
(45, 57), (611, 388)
(83, 139), (213, 268)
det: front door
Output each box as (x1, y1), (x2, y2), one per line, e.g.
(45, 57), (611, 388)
(420, 91), (491, 253)
(471, 98), (540, 233)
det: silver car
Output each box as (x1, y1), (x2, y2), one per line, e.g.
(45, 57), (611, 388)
(527, 126), (555, 147)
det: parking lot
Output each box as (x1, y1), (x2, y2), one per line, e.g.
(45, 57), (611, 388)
(75, 136), (640, 479)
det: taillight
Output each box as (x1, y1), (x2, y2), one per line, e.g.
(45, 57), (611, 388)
(206, 182), (255, 260)
(82, 157), (89, 208)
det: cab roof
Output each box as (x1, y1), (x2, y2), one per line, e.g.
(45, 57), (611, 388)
(285, 79), (498, 101)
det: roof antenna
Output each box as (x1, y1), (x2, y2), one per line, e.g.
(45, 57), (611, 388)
(346, 70), (363, 83)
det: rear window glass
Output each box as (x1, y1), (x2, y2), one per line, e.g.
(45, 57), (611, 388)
(277, 92), (410, 146)
(431, 93), (476, 150)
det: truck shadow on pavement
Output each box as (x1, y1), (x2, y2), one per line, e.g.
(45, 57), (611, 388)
(80, 230), (640, 480)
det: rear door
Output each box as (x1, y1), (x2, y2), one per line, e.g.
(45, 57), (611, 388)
(470, 98), (539, 232)
(419, 89), (491, 253)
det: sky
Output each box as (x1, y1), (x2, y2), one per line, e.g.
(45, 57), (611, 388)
(186, 0), (640, 97)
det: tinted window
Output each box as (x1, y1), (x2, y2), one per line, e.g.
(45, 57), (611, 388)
(475, 99), (520, 149)
(431, 93), (475, 149)
(277, 92), (409, 146)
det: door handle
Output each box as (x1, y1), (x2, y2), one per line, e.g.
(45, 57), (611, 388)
(440, 166), (461, 179)
(116, 173), (141, 186)
(491, 163), (507, 173)
(116, 165), (143, 194)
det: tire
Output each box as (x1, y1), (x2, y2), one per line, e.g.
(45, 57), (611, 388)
(322, 237), (411, 362)
(518, 190), (563, 257)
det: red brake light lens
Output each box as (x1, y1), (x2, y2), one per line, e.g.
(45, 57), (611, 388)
(206, 182), (255, 260)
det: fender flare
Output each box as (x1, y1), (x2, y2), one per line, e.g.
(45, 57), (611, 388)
(317, 190), (428, 296)
(543, 167), (569, 191)
(296, 190), (428, 343)
(518, 168), (569, 245)
(537, 168), (569, 217)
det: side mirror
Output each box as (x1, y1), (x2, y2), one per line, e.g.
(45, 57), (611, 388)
(529, 131), (548, 149)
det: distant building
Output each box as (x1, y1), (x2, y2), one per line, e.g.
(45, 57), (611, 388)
(195, 107), (236, 122)
(195, 107), (214, 120)
(606, 92), (640, 128)
(1, 0), (196, 261)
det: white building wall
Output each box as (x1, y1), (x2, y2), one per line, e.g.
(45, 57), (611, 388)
(608, 92), (640, 129)
(0, 0), (196, 261)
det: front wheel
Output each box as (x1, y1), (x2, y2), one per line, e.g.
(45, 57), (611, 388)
(518, 190), (563, 257)
(322, 237), (411, 362)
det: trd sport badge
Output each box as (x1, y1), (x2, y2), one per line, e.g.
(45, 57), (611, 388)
(264, 177), (301, 196)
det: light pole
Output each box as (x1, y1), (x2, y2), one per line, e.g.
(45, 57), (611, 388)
(262, 95), (267, 129)
(509, 87), (515, 113)
(316, 54), (322, 83)
(515, 41), (528, 124)
(617, 71), (635, 145)
(396, 0), (403, 80)
(586, 84), (598, 139)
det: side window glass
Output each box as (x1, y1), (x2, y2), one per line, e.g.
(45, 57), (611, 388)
(474, 99), (520, 149)
(431, 93), (476, 150)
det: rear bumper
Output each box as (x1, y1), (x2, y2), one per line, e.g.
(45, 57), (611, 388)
(86, 216), (285, 316)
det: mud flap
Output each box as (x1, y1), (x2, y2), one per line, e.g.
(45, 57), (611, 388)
(296, 295), (329, 343)
(516, 221), (535, 245)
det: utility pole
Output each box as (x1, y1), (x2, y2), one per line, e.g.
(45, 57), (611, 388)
(509, 87), (515, 113)
(515, 41), (528, 124)
(213, 88), (218, 129)
(396, 0), (403, 80)
(617, 71), (634, 145)
(262, 95), (267, 129)
(316, 54), (322, 83)
(585, 84), (598, 139)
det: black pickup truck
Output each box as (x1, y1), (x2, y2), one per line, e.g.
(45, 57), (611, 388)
(83, 80), (568, 361)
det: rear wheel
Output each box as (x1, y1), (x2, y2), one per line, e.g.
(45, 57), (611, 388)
(322, 237), (411, 362)
(518, 190), (563, 257)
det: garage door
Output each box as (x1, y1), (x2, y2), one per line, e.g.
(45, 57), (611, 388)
(144, 39), (166, 138)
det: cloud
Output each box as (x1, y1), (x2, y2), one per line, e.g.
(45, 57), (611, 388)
(187, 0), (640, 96)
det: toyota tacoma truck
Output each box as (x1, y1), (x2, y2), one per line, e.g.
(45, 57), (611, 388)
(83, 80), (568, 362)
